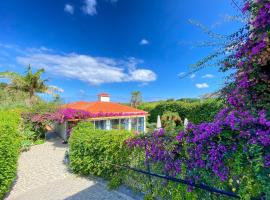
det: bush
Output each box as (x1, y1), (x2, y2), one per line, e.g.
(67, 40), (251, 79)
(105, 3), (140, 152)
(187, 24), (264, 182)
(0, 111), (21, 199)
(69, 121), (132, 188)
(146, 122), (157, 133)
(161, 111), (182, 133)
(21, 101), (60, 141)
(139, 99), (223, 124)
(67, 121), (233, 199)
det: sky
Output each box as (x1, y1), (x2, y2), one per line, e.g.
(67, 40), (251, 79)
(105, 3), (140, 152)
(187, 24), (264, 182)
(0, 0), (244, 103)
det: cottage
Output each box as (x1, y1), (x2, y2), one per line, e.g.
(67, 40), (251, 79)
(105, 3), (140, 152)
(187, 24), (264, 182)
(56, 93), (147, 140)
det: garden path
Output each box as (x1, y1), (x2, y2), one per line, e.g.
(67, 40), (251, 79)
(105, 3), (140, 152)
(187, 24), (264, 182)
(5, 136), (135, 200)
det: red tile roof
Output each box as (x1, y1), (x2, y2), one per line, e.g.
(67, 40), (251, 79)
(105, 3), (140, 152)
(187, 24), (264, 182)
(64, 101), (147, 116)
(98, 93), (110, 97)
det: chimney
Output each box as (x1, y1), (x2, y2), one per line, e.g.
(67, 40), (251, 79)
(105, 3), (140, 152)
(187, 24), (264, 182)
(98, 93), (110, 102)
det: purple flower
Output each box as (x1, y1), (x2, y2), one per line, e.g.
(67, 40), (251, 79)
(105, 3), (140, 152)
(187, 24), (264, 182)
(242, 2), (250, 13)
(264, 154), (270, 167)
(176, 131), (184, 142)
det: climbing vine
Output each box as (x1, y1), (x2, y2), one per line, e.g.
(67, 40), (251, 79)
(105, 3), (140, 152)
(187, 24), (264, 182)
(126, 1), (270, 199)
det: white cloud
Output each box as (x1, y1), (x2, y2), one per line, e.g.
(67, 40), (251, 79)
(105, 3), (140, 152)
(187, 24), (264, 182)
(82, 0), (97, 15)
(196, 83), (209, 89)
(17, 51), (156, 85)
(190, 74), (196, 79)
(140, 38), (149, 45)
(64, 4), (74, 14)
(128, 69), (156, 82)
(177, 72), (185, 77)
(202, 74), (214, 78)
(47, 85), (64, 93)
(178, 72), (185, 76)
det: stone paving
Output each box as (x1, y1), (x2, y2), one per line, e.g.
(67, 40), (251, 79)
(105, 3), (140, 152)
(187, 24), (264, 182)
(5, 137), (135, 200)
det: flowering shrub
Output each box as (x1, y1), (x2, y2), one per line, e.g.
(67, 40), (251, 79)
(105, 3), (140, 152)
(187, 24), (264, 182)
(126, 1), (270, 199)
(52, 108), (146, 123)
(22, 107), (146, 139)
(25, 107), (146, 125)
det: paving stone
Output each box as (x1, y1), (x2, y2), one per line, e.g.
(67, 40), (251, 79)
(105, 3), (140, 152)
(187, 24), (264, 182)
(5, 138), (134, 200)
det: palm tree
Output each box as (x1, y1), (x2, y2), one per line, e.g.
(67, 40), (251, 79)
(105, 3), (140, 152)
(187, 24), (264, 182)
(130, 91), (142, 108)
(0, 65), (48, 103)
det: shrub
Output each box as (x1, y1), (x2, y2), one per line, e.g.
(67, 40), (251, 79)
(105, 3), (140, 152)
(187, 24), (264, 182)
(69, 121), (132, 188)
(139, 99), (223, 125)
(21, 101), (60, 141)
(0, 111), (21, 199)
(161, 111), (182, 133)
(146, 122), (157, 133)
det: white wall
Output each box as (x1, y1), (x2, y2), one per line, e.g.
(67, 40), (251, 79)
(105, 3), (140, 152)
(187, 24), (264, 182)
(99, 96), (110, 102)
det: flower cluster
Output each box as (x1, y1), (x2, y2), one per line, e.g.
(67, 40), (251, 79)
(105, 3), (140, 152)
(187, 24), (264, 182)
(126, 128), (182, 177)
(126, 1), (270, 196)
(52, 108), (146, 123)
(25, 108), (146, 124)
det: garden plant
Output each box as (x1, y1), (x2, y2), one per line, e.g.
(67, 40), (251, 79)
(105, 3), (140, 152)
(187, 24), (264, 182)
(126, 1), (270, 199)
(68, 1), (269, 199)
(0, 111), (21, 199)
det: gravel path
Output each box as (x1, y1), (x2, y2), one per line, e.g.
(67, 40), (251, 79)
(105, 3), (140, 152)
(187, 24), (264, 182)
(5, 137), (135, 200)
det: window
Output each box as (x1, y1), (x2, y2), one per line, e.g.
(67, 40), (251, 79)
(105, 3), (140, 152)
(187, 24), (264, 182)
(95, 120), (106, 130)
(138, 117), (144, 132)
(131, 118), (138, 131)
(111, 119), (119, 130)
(120, 119), (128, 130)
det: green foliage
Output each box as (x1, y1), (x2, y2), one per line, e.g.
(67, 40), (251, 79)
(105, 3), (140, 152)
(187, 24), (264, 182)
(161, 111), (182, 133)
(28, 100), (59, 114)
(0, 111), (21, 199)
(19, 124), (36, 151)
(146, 122), (157, 133)
(0, 85), (30, 109)
(21, 101), (60, 141)
(226, 142), (270, 199)
(68, 121), (267, 199)
(0, 66), (48, 102)
(69, 121), (132, 188)
(139, 99), (223, 124)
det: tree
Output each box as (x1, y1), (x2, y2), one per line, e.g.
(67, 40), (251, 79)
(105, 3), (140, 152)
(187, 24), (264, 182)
(130, 91), (142, 108)
(0, 65), (48, 103)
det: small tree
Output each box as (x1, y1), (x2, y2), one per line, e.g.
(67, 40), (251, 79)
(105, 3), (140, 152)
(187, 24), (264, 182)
(130, 91), (142, 108)
(0, 65), (48, 103)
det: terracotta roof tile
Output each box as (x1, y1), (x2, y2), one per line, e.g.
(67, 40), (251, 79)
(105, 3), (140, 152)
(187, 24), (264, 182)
(98, 93), (110, 97)
(64, 101), (147, 115)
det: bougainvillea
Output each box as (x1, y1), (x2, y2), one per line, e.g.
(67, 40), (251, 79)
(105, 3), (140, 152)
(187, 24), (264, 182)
(51, 108), (146, 123)
(126, 1), (270, 198)
(23, 108), (146, 133)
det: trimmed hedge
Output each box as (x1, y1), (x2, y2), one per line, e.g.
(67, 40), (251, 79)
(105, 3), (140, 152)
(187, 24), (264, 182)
(68, 122), (234, 199)
(139, 99), (223, 124)
(69, 122), (132, 188)
(0, 111), (21, 199)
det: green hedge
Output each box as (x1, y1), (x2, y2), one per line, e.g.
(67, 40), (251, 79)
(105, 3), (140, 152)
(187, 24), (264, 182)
(68, 121), (232, 199)
(0, 111), (21, 199)
(69, 122), (132, 188)
(139, 99), (223, 124)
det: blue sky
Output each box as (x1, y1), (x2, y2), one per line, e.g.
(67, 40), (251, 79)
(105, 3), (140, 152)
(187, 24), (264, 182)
(0, 0), (244, 102)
